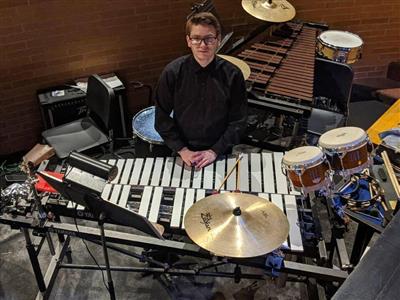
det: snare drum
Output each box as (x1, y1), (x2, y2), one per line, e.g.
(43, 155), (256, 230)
(316, 30), (363, 64)
(282, 146), (330, 193)
(318, 127), (371, 176)
(132, 106), (171, 157)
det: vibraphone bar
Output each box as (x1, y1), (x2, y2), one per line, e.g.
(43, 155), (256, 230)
(104, 153), (299, 195)
(52, 185), (303, 252)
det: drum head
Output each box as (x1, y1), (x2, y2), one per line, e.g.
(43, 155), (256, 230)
(319, 127), (367, 150)
(282, 146), (324, 167)
(132, 106), (164, 145)
(318, 30), (363, 48)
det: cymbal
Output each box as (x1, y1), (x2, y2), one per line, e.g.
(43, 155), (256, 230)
(242, 0), (296, 23)
(152, 223), (165, 236)
(217, 55), (251, 80)
(184, 193), (289, 258)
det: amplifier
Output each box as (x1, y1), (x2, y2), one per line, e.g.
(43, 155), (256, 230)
(38, 87), (87, 129)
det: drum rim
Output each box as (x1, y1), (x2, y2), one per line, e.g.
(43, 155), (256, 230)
(132, 106), (165, 145)
(317, 30), (363, 50)
(282, 146), (325, 167)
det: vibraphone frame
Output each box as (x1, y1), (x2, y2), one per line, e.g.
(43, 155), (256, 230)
(44, 153), (309, 253)
(1, 152), (356, 298)
(0, 213), (348, 300)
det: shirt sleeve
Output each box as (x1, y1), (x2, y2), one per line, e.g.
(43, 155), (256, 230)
(154, 67), (186, 153)
(210, 71), (248, 155)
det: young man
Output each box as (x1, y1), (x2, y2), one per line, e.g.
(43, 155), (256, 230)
(155, 12), (247, 169)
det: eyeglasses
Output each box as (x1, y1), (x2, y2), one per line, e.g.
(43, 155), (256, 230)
(189, 36), (217, 45)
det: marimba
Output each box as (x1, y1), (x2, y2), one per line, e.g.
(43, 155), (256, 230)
(239, 22), (317, 102)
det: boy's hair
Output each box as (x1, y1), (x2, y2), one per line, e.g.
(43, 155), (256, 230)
(185, 12), (221, 37)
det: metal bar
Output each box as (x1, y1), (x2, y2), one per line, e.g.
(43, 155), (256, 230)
(46, 233), (55, 256)
(33, 236), (47, 256)
(282, 261), (348, 282)
(118, 94), (127, 138)
(59, 264), (265, 280)
(248, 98), (305, 116)
(36, 236), (71, 300)
(382, 150), (400, 199)
(336, 238), (351, 270)
(23, 228), (47, 294)
(350, 223), (374, 265)
(88, 239), (166, 268)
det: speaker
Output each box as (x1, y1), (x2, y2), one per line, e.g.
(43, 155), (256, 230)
(38, 87), (87, 129)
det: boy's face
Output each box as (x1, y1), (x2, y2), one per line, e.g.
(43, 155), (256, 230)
(186, 24), (220, 66)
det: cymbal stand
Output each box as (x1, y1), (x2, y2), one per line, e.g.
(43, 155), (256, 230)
(21, 162), (47, 224)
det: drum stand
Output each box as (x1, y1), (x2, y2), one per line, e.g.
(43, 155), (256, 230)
(324, 162), (388, 267)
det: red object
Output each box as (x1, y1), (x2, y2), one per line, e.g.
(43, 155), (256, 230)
(35, 171), (64, 193)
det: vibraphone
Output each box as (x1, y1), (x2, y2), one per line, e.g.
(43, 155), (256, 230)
(239, 22), (317, 102)
(106, 152), (299, 194)
(45, 153), (305, 252)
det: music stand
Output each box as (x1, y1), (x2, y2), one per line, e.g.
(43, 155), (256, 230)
(38, 171), (163, 300)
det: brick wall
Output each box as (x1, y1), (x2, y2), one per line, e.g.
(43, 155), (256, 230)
(1, 0), (399, 155)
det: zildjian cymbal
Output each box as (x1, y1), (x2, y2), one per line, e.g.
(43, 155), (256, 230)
(242, 0), (296, 23)
(184, 193), (289, 258)
(217, 55), (251, 80)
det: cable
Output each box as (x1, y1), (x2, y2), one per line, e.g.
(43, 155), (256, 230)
(73, 215), (110, 292)
(0, 160), (21, 175)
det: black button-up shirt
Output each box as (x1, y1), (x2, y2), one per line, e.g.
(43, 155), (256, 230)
(155, 55), (247, 155)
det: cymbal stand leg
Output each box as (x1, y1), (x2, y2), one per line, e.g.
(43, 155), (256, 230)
(234, 264), (242, 283)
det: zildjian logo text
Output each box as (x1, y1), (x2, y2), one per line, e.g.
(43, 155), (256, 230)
(200, 212), (212, 231)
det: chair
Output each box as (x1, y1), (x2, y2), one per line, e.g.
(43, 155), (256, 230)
(42, 74), (115, 159)
(306, 58), (354, 139)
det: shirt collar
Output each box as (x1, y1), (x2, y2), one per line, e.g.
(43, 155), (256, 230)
(190, 55), (217, 73)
